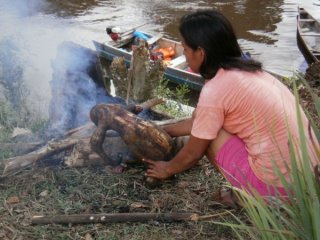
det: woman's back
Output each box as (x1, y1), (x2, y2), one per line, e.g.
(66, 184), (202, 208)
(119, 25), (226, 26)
(193, 68), (318, 186)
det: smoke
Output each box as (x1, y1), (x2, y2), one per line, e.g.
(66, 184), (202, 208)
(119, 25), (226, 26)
(48, 42), (124, 136)
(0, 0), (68, 117)
(0, 0), (119, 136)
(0, 0), (48, 18)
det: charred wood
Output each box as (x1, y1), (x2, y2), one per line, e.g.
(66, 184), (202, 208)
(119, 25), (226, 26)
(0, 99), (176, 178)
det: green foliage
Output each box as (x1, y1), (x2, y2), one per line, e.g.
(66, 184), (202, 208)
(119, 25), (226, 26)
(0, 100), (48, 160)
(154, 78), (192, 118)
(28, 116), (49, 134)
(220, 78), (320, 240)
(0, 101), (19, 129)
(0, 100), (48, 134)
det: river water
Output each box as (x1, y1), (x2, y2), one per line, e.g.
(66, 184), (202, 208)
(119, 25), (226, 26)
(0, 0), (319, 116)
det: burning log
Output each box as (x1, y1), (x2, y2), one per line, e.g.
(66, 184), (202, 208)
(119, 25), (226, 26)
(1, 138), (79, 177)
(0, 99), (182, 180)
(89, 103), (175, 186)
(90, 103), (174, 164)
(1, 40), (177, 182)
(1, 123), (140, 176)
(0, 142), (43, 156)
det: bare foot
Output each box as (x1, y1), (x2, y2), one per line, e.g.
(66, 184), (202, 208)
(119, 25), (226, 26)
(212, 187), (242, 209)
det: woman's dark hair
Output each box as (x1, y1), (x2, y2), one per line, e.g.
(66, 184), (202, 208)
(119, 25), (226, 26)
(179, 10), (262, 79)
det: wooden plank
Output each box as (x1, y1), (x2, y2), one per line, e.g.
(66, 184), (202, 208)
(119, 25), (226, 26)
(147, 34), (163, 45)
(300, 33), (320, 37)
(299, 19), (316, 22)
(170, 55), (186, 67)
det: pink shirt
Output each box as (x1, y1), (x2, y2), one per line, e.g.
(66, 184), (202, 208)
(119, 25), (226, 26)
(191, 68), (319, 186)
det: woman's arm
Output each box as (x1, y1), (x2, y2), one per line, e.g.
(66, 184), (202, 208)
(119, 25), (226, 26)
(162, 110), (196, 137)
(162, 118), (193, 137)
(143, 135), (211, 179)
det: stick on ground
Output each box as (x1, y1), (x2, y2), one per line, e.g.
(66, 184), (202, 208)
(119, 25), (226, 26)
(32, 212), (198, 225)
(31, 211), (232, 225)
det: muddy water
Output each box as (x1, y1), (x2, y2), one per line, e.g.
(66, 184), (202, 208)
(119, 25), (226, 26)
(0, 0), (319, 115)
(40, 0), (319, 76)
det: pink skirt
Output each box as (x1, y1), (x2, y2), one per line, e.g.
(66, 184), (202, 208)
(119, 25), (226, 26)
(216, 136), (288, 196)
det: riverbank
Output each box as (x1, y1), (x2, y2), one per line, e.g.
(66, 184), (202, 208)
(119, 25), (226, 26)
(1, 70), (319, 239)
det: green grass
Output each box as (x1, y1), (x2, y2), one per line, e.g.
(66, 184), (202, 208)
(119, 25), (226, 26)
(0, 101), (48, 162)
(154, 78), (192, 118)
(3, 68), (319, 239)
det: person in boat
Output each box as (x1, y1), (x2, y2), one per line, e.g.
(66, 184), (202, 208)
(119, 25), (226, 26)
(143, 10), (319, 206)
(106, 26), (150, 44)
(106, 27), (122, 41)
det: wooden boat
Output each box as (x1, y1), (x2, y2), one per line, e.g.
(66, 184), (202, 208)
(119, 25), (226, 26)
(93, 31), (204, 91)
(297, 7), (320, 64)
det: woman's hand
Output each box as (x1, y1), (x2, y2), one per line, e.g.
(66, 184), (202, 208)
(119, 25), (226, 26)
(143, 135), (211, 180)
(143, 159), (172, 180)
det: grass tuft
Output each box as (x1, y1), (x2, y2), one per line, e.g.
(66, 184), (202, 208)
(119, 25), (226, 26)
(154, 78), (192, 118)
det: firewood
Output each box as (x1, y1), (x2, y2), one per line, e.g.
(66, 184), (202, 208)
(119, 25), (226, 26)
(1, 138), (79, 177)
(89, 103), (175, 187)
(0, 142), (43, 156)
(90, 104), (174, 163)
(138, 97), (165, 109)
(64, 135), (136, 167)
(63, 97), (165, 138)
(0, 98), (169, 178)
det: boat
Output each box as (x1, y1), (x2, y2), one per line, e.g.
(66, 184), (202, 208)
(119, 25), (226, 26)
(297, 7), (320, 64)
(93, 30), (284, 90)
(93, 31), (204, 91)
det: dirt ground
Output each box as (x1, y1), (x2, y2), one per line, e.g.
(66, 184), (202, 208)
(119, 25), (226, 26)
(1, 67), (319, 240)
(0, 158), (243, 240)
